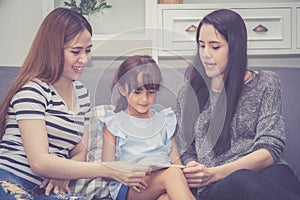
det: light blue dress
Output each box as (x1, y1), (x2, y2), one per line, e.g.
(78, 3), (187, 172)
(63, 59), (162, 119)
(98, 107), (177, 200)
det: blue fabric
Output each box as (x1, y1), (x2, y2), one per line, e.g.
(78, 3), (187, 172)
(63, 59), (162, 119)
(101, 108), (176, 166)
(0, 169), (86, 200)
(99, 107), (177, 199)
(0, 168), (35, 199)
(116, 184), (129, 200)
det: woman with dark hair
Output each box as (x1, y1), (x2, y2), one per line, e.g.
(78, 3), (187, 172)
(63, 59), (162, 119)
(176, 9), (300, 200)
(0, 7), (149, 199)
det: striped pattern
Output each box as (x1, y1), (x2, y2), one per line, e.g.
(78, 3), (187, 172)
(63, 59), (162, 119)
(0, 79), (90, 184)
(70, 105), (113, 199)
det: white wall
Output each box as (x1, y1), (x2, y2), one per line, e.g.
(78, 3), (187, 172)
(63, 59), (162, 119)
(0, 0), (299, 68)
(0, 0), (44, 66)
(0, 0), (146, 67)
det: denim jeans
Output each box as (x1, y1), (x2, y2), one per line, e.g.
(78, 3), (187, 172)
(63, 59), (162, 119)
(0, 168), (86, 200)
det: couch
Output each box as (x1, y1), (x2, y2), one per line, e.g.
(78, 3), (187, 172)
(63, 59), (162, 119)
(1, 65), (300, 190)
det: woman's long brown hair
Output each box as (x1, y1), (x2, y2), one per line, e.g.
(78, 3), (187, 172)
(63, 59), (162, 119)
(0, 7), (92, 139)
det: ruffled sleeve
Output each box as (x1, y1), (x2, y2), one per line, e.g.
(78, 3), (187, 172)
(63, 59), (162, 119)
(160, 107), (177, 140)
(100, 110), (127, 139)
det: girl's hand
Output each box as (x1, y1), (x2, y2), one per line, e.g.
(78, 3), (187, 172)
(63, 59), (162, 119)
(103, 161), (151, 187)
(183, 160), (215, 188)
(40, 178), (71, 195)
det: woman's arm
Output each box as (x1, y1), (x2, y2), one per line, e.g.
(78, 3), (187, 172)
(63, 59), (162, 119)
(169, 136), (183, 165)
(40, 124), (89, 195)
(210, 148), (274, 182)
(18, 119), (149, 185)
(19, 119), (108, 179)
(69, 124), (89, 162)
(184, 147), (274, 188)
(254, 72), (285, 163)
(176, 86), (198, 164)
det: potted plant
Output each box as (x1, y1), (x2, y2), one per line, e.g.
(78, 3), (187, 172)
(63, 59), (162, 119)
(64, 0), (112, 17)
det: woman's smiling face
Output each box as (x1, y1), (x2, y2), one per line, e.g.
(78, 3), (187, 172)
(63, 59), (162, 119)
(62, 29), (92, 82)
(198, 23), (229, 80)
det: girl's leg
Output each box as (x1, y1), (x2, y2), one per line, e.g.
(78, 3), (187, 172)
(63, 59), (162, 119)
(127, 167), (195, 200)
(198, 167), (300, 200)
(157, 193), (169, 200)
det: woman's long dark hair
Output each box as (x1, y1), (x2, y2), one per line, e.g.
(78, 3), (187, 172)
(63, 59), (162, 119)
(183, 9), (248, 156)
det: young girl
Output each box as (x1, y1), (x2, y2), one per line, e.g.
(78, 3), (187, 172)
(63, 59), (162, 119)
(101, 55), (195, 200)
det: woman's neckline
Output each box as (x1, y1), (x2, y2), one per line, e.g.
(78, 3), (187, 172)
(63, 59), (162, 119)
(210, 70), (259, 94)
(244, 70), (258, 84)
(50, 82), (77, 112)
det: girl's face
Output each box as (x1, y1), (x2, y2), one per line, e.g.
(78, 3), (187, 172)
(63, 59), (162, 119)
(120, 72), (157, 118)
(198, 24), (229, 81)
(61, 29), (92, 83)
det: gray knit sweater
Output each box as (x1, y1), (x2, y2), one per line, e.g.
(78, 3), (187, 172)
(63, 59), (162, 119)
(176, 70), (286, 167)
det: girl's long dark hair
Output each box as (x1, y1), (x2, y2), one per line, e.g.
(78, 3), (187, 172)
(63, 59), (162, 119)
(183, 9), (248, 156)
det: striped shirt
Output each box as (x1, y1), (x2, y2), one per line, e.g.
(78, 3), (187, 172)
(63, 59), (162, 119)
(0, 79), (90, 184)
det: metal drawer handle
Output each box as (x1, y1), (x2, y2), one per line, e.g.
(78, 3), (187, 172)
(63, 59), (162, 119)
(252, 24), (268, 32)
(185, 25), (198, 32)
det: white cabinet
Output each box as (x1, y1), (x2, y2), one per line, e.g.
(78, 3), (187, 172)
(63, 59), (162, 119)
(297, 8), (300, 49)
(157, 3), (300, 56)
(233, 8), (291, 50)
(43, 1), (300, 61)
(161, 9), (213, 51)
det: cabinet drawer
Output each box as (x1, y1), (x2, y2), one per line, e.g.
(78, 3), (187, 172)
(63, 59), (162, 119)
(297, 8), (300, 49)
(162, 8), (292, 52)
(233, 8), (291, 50)
(162, 9), (213, 51)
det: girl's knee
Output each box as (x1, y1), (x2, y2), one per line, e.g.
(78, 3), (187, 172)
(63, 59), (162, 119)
(161, 167), (187, 184)
(0, 180), (33, 199)
(164, 167), (185, 177)
(157, 193), (170, 200)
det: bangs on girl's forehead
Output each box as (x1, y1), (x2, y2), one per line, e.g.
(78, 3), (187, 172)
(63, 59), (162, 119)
(125, 65), (161, 92)
(141, 72), (161, 91)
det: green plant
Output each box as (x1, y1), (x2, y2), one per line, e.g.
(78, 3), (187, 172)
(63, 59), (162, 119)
(64, 0), (112, 16)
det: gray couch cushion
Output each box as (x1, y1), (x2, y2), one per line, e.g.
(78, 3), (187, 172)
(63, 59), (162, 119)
(0, 66), (19, 103)
(0, 66), (299, 180)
